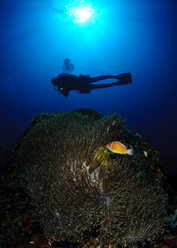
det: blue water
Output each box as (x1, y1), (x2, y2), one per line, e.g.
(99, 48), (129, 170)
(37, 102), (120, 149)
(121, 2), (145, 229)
(0, 0), (177, 175)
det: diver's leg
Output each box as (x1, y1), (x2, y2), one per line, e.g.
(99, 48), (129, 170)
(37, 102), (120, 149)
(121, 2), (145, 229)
(115, 73), (132, 84)
(88, 82), (120, 90)
(88, 75), (118, 83)
(88, 73), (132, 84)
(79, 80), (130, 94)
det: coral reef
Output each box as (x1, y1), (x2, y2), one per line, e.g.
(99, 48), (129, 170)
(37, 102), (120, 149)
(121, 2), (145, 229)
(12, 109), (168, 247)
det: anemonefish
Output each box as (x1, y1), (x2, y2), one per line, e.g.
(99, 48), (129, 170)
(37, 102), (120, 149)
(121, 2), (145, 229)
(106, 141), (134, 155)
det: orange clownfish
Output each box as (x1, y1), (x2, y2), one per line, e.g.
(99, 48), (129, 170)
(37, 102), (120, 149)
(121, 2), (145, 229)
(106, 141), (134, 155)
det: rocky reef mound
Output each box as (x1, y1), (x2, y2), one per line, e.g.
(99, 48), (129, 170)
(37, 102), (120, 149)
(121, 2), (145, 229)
(12, 109), (168, 247)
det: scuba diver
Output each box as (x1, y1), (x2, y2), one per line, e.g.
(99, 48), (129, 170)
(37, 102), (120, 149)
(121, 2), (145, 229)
(51, 73), (132, 97)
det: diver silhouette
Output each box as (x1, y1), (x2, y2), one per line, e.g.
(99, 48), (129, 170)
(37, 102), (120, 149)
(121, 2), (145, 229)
(51, 73), (132, 97)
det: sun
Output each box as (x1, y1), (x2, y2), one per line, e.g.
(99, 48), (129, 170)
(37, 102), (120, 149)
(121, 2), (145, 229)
(65, 1), (94, 23)
(74, 6), (94, 23)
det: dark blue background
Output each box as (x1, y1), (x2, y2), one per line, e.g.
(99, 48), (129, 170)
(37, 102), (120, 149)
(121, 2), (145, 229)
(0, 0), (177, 175)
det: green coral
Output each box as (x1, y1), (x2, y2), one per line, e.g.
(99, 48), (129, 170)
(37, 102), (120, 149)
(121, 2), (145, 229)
(93, 146), (112, 166)
(12, 110), (168, 247)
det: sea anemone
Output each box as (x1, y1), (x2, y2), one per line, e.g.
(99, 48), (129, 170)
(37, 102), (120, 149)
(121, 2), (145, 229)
(12, 110), (168, 247)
